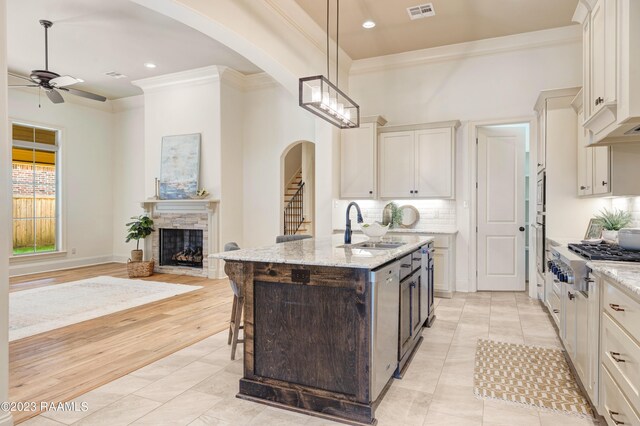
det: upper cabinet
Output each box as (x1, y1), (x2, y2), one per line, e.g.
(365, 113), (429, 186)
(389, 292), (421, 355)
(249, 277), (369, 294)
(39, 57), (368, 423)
(340, 116), (386, 199)
(379, 121), (459, 199)
(574, 0), (640, 144)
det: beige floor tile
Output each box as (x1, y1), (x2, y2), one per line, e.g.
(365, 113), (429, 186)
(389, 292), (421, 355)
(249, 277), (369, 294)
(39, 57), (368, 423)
(41, 374), (153, 424)
(130, 351), (207, 382)
(197, 396), (266, 424)
(429, 383), (483, 420)
(482, 399), (541, 426)
(247, 407), (314, 425)
(188, 416), (232, 426)
(538, 411), (600, 426)
(200, 346), (243, 368)
(423, 410), (483, 426)
(132, 390), (222, 425)
(134, 361), (220, 403)
(19, 417), (66, 426)
(74, 394), (161, 426)
(376, 385), (432, 425)
(191, 371), (241, 398)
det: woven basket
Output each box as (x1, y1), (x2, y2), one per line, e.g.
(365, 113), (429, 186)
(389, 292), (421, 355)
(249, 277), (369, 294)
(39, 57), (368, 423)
(127, 259), (155, 278)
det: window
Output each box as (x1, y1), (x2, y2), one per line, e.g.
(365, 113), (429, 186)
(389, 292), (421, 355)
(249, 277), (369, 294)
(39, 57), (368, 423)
(11, 123), (60, 255)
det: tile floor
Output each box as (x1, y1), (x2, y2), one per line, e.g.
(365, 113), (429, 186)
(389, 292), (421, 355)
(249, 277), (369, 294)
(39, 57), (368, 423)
(22, 292), (601, 426)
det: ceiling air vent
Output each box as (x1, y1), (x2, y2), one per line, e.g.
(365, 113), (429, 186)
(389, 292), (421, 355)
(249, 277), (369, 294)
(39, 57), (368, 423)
(625, 125), (640, 135)
(105, 71), (127, 79)
(407, 3), (435, 20)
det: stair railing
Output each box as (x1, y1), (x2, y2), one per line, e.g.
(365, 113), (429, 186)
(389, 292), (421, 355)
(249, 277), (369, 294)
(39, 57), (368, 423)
(284, 182), (305, 235)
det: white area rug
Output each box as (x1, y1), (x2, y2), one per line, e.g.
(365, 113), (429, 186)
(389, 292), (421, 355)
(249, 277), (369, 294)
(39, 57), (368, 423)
(10, 276), (202, 341)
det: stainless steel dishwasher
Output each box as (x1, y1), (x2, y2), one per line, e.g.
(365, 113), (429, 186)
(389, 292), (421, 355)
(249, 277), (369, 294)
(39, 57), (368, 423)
(369, 260), (400, 401)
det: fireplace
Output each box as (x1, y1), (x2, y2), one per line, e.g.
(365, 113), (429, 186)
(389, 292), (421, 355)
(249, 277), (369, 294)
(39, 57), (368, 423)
(159, 229), (204, 269)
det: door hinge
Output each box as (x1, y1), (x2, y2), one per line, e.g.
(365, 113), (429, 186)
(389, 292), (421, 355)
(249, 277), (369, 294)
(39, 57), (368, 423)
(476, 226), (478, 232)
(476, 182), (478, 189)
(476, 138), (478, 144)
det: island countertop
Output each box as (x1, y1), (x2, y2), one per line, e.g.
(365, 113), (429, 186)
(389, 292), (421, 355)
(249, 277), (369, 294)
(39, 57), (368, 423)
(212, 234), (434, 269)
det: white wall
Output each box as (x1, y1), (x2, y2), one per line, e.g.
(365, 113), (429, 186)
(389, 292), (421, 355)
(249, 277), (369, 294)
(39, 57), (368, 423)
(347, 30), (584, 292)
(0, 0), (14, 423)
(242, 83), (318, 247)
(283, 143), (302, 183)
(8, 89), (115, 275)
(111, 96), (145, 260)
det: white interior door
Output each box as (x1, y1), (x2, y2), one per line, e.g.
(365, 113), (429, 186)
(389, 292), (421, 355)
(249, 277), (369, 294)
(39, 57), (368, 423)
(477, 126), (526, 291)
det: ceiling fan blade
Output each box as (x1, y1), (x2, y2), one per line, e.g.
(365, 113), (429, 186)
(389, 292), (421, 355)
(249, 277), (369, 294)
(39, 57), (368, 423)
(59, 87), (106, 102)
(50, 75), (81, 87)
(9, 84), (39, 87)
(46, 89), (65, 104)
(8, 72), (35, 83)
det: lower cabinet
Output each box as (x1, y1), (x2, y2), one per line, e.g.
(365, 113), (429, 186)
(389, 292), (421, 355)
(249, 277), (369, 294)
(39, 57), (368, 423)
(601, 366), (640, 426)
(399, 269), (421, 360)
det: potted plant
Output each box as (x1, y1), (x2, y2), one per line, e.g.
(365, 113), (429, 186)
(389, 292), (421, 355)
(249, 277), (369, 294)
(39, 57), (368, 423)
(594, 208), (632, 243)
(125, 214), (155, 262)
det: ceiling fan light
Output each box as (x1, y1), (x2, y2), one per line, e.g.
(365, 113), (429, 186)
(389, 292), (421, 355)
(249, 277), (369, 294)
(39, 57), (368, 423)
(362, 20), (376, 29)
(144, 62), (157, 69)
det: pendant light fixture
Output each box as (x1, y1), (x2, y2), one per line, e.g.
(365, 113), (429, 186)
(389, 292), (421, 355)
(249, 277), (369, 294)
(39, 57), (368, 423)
(299, 0), (360, 129)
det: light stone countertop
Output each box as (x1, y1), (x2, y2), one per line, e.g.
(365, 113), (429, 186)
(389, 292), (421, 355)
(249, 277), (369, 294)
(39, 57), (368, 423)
(546, 236), (582, 248)
(587, 261), (640, 299)
(212, 234), (434, 269)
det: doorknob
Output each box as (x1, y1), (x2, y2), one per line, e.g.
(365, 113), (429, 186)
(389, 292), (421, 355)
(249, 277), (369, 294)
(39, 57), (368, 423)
(519, 226), (525, 232)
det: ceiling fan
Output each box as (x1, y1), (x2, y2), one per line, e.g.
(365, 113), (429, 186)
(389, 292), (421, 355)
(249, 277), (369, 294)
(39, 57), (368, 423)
(8, 19), (107, 104)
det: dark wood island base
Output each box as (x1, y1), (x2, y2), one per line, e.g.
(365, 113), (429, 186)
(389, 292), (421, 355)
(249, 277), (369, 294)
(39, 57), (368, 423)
(218, 235), (434, 425)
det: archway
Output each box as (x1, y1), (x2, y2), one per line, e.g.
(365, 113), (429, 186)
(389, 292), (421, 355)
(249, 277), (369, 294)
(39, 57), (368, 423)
(280, 141), (315, 236)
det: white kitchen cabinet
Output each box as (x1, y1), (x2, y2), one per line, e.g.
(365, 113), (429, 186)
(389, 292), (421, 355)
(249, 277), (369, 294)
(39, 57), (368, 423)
(379, 131), (415, 198)
(340, 116), (386, 199)
(415, 128), (454, 198)
(378, 121), (459, 199)
(574, 0), (640, 143)
(575, 290), (589, 391)
(536, 108), (546, 171)
(586, 274), (600, 404)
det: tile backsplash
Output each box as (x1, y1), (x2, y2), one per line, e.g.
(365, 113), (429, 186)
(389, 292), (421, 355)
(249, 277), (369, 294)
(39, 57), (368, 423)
(611, 197), (640, 228)
(333, 199), (456, 230)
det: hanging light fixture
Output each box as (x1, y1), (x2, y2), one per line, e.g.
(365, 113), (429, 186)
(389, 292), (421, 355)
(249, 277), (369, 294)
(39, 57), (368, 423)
(299, 0), (360, 129)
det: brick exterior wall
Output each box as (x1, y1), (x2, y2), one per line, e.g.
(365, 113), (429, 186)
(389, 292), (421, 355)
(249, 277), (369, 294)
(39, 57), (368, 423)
(12, 163), (56, 196)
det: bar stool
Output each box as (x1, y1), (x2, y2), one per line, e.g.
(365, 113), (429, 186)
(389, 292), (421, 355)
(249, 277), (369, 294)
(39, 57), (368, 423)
(224, 242), (243, 360)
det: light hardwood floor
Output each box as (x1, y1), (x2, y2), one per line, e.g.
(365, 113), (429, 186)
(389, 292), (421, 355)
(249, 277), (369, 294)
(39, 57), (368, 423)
(9, 263), (233, 424)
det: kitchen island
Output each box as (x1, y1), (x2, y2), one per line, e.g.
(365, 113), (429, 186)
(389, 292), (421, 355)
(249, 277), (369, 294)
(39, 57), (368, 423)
(214, 234), (434, 425)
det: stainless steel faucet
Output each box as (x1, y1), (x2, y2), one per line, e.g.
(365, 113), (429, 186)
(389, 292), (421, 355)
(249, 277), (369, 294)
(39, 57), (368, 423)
(344, 202), (364, 244)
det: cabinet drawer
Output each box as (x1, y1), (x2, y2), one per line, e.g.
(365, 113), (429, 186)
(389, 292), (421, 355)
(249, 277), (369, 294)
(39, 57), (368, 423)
(399, 254), (413, 281)
(603, 280), (640, 342)
(411, 249), (422, 271)
(431, 235), (450, 249)
(549, 290), (561, 327)
(602, 313), (640, 411)
(552, 276), (562, 298)
(602, 366), (640, 426)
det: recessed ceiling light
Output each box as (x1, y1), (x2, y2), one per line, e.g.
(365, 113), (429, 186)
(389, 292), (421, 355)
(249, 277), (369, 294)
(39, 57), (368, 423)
(144, 62), (157, 69)
(362, 20), (376, 29)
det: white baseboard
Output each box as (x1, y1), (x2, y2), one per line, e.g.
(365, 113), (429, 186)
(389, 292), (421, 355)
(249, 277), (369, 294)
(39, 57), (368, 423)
(9, 255), (116, 277)
(0, 411), (13, 426)
(455, 280), (471, 293)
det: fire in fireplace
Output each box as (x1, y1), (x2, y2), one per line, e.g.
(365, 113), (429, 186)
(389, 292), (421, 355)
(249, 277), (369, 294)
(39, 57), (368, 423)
(159, 229), (204, 268)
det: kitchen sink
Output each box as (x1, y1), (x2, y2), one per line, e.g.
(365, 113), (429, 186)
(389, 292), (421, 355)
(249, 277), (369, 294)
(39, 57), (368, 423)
(338, 241), (407, 250)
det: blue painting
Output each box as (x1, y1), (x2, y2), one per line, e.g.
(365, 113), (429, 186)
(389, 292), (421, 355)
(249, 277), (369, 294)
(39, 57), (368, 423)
(159, 134), (201, 199)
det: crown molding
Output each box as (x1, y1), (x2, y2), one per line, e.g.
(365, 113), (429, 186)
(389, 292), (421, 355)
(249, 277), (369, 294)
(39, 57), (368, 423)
(572, 0), (591, 24)
(132, 65), (222, 93)
(111, 95), (144, 112)
(219, 67), (247, 91)
(244, 72), (279, 91)
(350, 25), (582, 75)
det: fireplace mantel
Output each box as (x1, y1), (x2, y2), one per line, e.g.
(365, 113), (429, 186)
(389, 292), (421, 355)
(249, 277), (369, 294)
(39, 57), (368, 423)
(141, 198), (220, 215)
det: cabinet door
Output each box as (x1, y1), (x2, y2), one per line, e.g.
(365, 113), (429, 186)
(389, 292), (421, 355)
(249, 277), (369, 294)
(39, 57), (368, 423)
(575, 291), (589, 386)
(564, 284), (577, 359)
(583, 17), (592, 120)
(578, 125), (594, 196)
(341, 123), (376, 198)
(593, 146), (610, 195)
(590, 0), (606, 116)
(379, 132), (415, 198)
(415, 128), (454, 198)
(433, 248), (450, 294)
(537, 109), (546, 171)
(587, 277), (599, 404)
(410, 275), (421, 338)
(399, 278), (412, 357)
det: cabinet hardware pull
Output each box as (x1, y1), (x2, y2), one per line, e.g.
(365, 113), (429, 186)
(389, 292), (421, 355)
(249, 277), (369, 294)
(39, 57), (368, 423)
(553, 309), (560, 314)
(414, 190), (418, 194)
(596, 97), (604, 106)
(602, 180), (608, 186)
(412, 257), (421, 261)
(401, 263), (412, 268)
(609, 410), (625, 425)
(609, 303), (625, 312)
(568, 292), (575, 301)
(369, 190), (373, 194)
(584, 277), (594, 283)
(610, 352), (626, 363)
(410, 190), (414, 194)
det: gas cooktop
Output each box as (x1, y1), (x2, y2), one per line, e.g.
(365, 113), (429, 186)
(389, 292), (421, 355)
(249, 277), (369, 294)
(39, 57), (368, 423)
(568, 242), (640, 262)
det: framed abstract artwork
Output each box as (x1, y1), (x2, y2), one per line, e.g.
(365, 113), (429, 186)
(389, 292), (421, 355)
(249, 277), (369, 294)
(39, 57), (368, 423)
(159, 133), (201, 199)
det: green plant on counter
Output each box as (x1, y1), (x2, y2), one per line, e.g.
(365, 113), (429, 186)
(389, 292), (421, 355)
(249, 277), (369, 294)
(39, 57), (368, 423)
(390, 203), (403, 228)
(593, 208), (632, 231)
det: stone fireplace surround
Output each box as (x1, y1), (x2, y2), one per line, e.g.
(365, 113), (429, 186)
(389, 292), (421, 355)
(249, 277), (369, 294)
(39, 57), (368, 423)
(141, 199), (220, 278)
